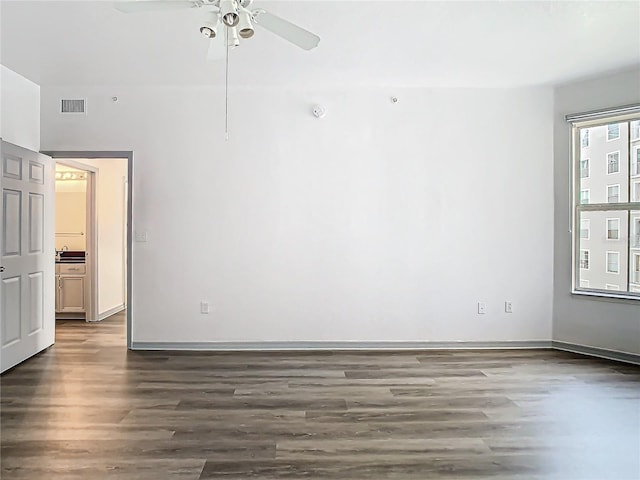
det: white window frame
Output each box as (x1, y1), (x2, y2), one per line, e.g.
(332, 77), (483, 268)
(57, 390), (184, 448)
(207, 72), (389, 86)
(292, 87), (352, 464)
(606, 218), (620, 240)
(607, 123), (620, 141)
(631, 120), (640, 141)
(607, 184), (620, 203)
(606, 251), (620, 274)
(570, 111), (640, 301)
(579, 279), (590, 288)
(605, 284), (620, 291)
(607, 151), (620, 174)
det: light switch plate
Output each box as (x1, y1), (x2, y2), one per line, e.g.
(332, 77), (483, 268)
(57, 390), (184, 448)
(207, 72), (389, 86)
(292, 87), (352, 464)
(134, 231), (148, 242)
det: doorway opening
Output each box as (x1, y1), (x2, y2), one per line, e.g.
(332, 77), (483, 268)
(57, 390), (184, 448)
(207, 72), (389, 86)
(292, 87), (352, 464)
(45, 151), (133, 348)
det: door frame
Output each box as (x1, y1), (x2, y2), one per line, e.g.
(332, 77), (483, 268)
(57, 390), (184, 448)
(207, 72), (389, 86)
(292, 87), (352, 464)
(43, 151), (133, 349)
(55, 159), (98, 323)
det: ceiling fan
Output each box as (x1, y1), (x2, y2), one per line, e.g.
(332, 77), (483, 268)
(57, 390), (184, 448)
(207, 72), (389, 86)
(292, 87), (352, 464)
(114, 0), (321, 60)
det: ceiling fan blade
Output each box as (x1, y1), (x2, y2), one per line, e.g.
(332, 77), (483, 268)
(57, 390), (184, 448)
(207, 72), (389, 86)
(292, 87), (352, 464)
(207, 27), (227, 61)
(253, 11), (320, 51)
(114, 1), (202, 14)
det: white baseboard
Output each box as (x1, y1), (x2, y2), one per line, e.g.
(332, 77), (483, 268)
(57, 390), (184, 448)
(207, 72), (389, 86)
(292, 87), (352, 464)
(552, 341), (640, 365)
(131, 340), (552, 351)
(98, 304), (126, 321)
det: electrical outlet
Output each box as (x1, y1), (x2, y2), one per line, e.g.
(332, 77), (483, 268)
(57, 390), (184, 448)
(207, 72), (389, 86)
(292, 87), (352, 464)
(477, 302), (487, 314)
(505, 301), (513, 313)
(200, 301), (210, 314)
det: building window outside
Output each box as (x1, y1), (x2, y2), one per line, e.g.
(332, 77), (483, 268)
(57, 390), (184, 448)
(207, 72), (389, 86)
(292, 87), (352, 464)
(606, 284), (620, 291)
(580, 250), (589, 269)
(633, 181), (640, 203)
(581, 129), (590, 148)
(633, 254), (640, 284)
(573, 116), (640, 299)
(606, 251), (620, 274)
(580, 189), (590, 204)
(580, 219), (590, 239)
(607, 152), (620, 174)
(580, 158), (590, 178)
(607, 218), (620, 240)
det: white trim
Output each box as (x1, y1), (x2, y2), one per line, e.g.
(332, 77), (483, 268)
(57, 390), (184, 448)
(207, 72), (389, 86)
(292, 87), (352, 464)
(565, 104), (640, 123)
(552, 341), (640, 366)
(97, 304), (126, 321)
(605, 283), (620, 291)
(606, 250), (620, 274)
(131, 340), (553, 351)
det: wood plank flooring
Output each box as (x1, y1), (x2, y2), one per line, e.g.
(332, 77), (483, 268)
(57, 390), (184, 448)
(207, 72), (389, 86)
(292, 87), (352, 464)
(1, 312), (639, 479)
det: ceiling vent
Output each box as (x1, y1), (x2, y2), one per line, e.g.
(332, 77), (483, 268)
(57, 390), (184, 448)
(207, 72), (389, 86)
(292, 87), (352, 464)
(60, 99), (86, 114)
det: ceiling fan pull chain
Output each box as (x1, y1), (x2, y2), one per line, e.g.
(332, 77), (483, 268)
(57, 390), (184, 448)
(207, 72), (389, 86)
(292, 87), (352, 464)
(225, 26), (230, 141)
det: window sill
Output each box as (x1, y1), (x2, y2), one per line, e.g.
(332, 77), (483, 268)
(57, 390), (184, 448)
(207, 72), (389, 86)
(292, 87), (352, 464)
(571, 289), (640, 303)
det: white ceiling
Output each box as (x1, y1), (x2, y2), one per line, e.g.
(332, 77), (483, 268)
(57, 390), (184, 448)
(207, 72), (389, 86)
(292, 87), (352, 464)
(2, 1), (639, 88)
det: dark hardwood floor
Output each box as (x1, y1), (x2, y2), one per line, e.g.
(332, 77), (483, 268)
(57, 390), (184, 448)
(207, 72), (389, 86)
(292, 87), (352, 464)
(1, 312), (639, 479)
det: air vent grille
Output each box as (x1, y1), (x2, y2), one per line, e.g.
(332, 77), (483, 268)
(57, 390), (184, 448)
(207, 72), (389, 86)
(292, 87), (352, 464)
(60, 99), (86, 114)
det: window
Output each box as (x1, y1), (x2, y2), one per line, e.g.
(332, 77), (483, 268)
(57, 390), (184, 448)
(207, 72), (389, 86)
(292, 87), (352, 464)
(633, 181), (640, 203)
(580, 158), (589, 178)
(605, 284), (620, 291)
(606, 251), (620, 274)
(580, 219), (590, 239)
(572, 115), (640, 299)
(580, 250), (589, 269)
(580, 189), (590, 204)
(607, 218), (619, 240)
(633, 254), (640, 284)
(607, 152), (620, 174)
(581, 129), (590, 148)
(633, 217), (640, 248)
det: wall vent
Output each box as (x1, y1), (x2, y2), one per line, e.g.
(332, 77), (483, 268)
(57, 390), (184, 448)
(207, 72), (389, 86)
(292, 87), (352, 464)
(60, 99), (86, 114)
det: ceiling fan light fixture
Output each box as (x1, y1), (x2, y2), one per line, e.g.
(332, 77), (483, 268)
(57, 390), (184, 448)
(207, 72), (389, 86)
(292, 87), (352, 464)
(200, 13), (219, 38)
(237, 9), (254, 38)
(226, 26), (240, 47)
(220, 0), (239, 26)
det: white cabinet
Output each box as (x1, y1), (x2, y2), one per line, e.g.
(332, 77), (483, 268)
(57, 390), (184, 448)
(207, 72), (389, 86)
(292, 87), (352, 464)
(55, 264), (86, 313)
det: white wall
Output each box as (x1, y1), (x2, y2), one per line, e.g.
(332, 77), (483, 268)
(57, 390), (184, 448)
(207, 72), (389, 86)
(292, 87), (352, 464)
(41, 85), (554, 345)
(0, 65), (40, 151)
(554, 68), (640, 355)
(54, 191), (86, 250)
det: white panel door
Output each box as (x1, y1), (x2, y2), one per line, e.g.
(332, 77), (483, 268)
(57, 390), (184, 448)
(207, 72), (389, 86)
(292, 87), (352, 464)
(1, 141), (55, 373)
